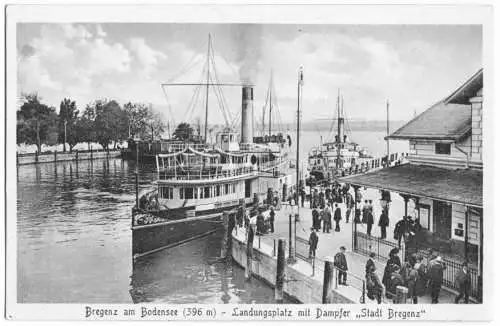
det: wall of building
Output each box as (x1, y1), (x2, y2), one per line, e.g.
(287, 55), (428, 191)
(408, 136), (482, 170)
(450, 203), (480, 246)
(470, 88), (482, 163)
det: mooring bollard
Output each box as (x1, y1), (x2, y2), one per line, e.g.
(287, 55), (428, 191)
(275, 238), (286, 303)
(395, 286), (408, 303)
(322, 256), (336, 304)
(220, 212), (229, 260)
(245, 226), (254, 280)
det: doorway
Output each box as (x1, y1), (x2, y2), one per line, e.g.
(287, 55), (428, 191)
(433, 201), (452, 239)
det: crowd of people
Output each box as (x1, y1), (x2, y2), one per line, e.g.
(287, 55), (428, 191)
(240, 182), (472, 305)
(365, 248), (471, 304)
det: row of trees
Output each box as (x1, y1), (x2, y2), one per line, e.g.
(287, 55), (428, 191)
(17, 93), (166, 153)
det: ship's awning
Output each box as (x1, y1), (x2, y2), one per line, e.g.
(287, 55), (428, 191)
(339, 164), (483, 208)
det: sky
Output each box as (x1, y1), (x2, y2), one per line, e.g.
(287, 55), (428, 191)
(16, 23), (482, 127)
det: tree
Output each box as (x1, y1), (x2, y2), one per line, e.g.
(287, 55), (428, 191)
(123, 102), (148, 138)
(58, 98), (79, 152)
(94, 99), (128, 150)
(75, 101), (100, 150)
(172, 122), (195, 141)
(17, 93), (58, 153)
(143, 105), (166, 142)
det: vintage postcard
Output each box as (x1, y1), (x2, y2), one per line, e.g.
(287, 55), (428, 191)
(3, 1), (495, 322)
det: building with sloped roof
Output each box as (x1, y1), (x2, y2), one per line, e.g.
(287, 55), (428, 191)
(341, 69), (483, 302)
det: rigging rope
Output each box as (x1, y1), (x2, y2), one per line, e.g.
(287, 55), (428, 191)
(209, 48), (234, 128)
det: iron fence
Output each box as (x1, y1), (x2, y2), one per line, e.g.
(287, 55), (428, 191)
(355, 231), (398, 261)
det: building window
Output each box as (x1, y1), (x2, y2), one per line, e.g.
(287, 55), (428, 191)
(204, 187), (210, 198)
(184, 188), (194, 199)
(216, 185), (221, 196)
(180, 188), (184, 199)
(159, 186), (173, 199)
(435, 143), (451, 155)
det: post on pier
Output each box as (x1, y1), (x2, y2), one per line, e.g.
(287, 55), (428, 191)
(352, 185), (361, 251)
(245, 224), (255, 280)
(464, 206), (469, 263)
(322, 256), (335, 303)
(220, 211), (229, 260)
(275, 238), (286, 303)
(400, 194), (410, 263)
(287, 213), (296, 264)
(54, 149), (57, 162)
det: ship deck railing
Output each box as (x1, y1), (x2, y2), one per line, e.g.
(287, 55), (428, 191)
(157, 159), (289, 181)
(157, 166), (256, 181)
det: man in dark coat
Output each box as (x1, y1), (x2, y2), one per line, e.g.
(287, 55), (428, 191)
(269, 207), (275, 233)
(334, 246), (348, 285)
(366, 201), (374, 236)
(428, 256), (446, 304)
(366, 252), (376, 274)
(389, 265), (404, 302)
(334, 203), (342, 232)
(312, 209), (320, 231)
(366, 264), (384, 304)
(308, 228), (319, 259)
(455, 262), (470, 304)
(383, 248), (402, 296)
(362, 200), (369, 224)
(378, 209), (389, 239)
(256, 209), (266, 235)
(345, 191), (354, 223)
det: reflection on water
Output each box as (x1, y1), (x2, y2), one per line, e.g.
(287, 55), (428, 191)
(17, 157), (286, 303)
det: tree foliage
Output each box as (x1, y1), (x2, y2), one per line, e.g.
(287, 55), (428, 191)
(17, 93), (58, 153)
(172, 122), (195, 141)
(17, 93), (166, 152)
(142, 106), (166, 141)
(124, 102), (148, 138)
(58, 97), (79, 152)
(93, 99), (128, 150)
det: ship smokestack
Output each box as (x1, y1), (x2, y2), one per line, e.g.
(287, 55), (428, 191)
(241, 85), (254, 143)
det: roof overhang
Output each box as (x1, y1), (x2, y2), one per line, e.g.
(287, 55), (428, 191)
(339, 163), (482, 208)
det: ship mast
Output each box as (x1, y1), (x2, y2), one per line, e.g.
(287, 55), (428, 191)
(269, 70), (273, 136)
(336, 89), (341, 170)
(204, 34), (211, 143)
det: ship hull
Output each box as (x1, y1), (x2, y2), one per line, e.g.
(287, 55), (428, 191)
(131, 202), (248, 258)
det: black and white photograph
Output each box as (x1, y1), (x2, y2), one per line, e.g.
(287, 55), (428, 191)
(3, 2), (496, 322)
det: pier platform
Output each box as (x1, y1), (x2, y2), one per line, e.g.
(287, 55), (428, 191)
(232, 187), (462, 304)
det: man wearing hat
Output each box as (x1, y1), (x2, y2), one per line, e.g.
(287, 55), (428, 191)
(334, 246), (348, 285)
(308, 228), (319, 259)
(428, 256), (447, 304)
(455, 261), (471, 304)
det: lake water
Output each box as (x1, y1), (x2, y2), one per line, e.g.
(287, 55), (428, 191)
(16, 130), (407, 303)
